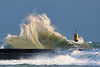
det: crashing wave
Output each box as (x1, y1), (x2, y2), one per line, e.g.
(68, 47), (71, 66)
(4, 13), (92, 49)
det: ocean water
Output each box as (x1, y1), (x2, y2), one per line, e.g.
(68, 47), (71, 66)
(0, 65), (100, 67)
(4, 14), (91, 49)
(0, 42), (100, 67)
(0, 13), (100, 67)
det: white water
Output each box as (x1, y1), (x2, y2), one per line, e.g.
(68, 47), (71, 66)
(4, 13), (92, 49)
(0, 49), (100, 66)
(0, 13), (97, 66)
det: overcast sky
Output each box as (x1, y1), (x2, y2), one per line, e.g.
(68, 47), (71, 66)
(0, 0), (100, 42)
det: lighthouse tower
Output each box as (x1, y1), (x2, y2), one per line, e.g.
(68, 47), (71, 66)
(74, 29), (78, 42)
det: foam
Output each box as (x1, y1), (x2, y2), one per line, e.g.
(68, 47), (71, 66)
(0, 50), (100, 65)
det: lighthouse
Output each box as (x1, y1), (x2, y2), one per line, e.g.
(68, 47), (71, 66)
(74, 29), (78, 42)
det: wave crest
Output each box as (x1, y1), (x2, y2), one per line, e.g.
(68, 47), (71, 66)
(4, 13), (92, 49)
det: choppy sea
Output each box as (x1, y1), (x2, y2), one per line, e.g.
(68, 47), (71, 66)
(0, 42), (100, 67)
